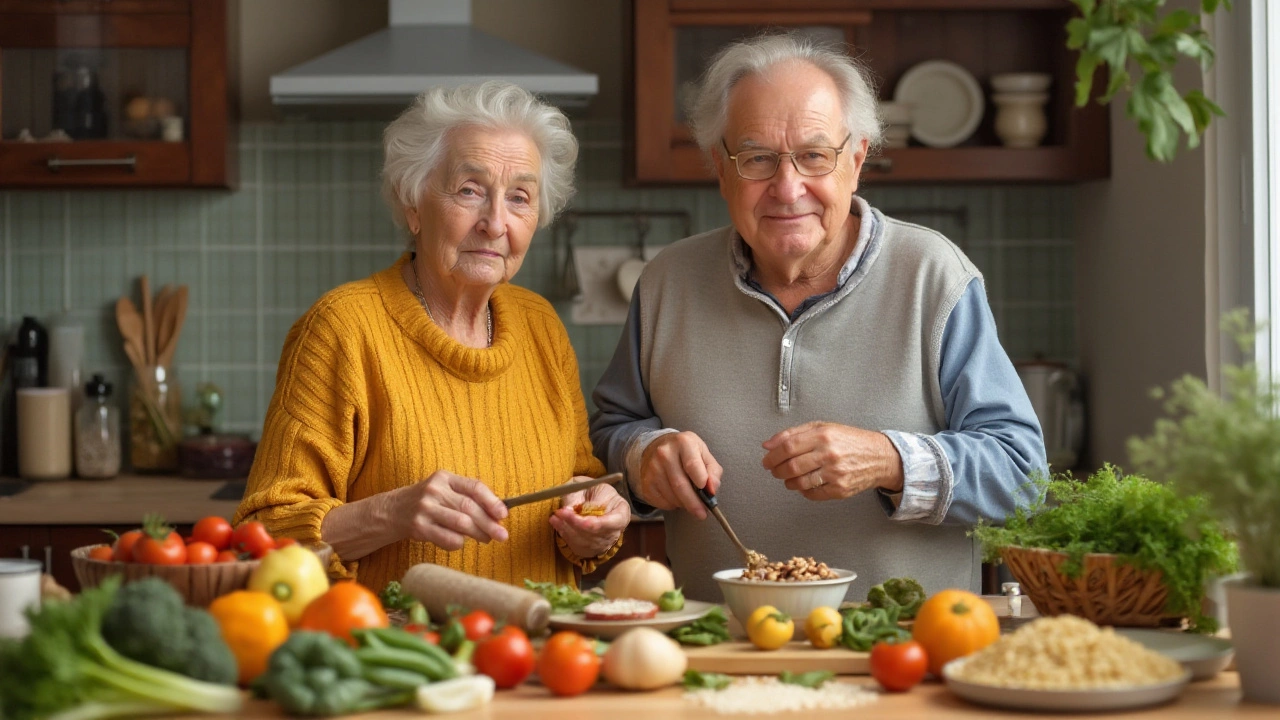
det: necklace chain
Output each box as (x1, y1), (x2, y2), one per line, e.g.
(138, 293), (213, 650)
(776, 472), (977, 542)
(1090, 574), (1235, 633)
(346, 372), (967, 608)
(410, 257), (492, 347)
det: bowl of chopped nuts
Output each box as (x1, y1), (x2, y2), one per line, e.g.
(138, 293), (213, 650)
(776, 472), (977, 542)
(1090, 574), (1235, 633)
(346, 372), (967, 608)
(713, 558), (856, 638)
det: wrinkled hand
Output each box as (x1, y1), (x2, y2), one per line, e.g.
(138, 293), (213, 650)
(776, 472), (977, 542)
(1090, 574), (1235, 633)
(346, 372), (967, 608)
(637, 431), (723, 520)
(393, 470), (510, 550)
(761, 421), (904, 501)
(549, 477), (631, 560)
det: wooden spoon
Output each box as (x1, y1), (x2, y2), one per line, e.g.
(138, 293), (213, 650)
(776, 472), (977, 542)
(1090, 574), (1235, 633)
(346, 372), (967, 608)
(140, 275), (154, 366)
(153, 284), (174, 357)
(157, 285), (188, 369)
(115, 297), (147, 374)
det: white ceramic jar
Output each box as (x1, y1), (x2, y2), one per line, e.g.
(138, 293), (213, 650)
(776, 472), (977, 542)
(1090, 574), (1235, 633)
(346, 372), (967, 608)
(993, 92), (1049, 148)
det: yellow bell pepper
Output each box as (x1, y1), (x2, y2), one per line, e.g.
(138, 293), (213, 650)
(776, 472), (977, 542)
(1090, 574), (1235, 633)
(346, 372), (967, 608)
(247, 543), (330, 626)
(746, 605), (794, 651)
(208, 590), (289, 686)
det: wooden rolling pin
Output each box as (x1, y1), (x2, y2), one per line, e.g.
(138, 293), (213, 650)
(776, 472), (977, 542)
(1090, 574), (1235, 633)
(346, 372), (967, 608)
(400, 564), (552, 634)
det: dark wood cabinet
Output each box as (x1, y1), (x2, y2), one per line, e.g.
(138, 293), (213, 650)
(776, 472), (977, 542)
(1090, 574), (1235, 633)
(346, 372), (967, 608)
(0, 0), (234, 187)
(630, 0), (1108, 184)
(582, 520), (668, 588)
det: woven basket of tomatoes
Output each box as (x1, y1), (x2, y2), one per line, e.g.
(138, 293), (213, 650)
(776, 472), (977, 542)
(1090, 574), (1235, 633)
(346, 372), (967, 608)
(71, 513), (332, 607)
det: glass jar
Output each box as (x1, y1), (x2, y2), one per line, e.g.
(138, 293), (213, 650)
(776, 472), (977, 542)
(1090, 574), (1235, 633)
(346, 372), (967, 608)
(129, 365), (181, 472)
(75, 373), (120, 478)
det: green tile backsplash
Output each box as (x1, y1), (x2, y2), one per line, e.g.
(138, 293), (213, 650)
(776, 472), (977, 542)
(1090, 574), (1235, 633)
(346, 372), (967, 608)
(1, 120), (1075, 441)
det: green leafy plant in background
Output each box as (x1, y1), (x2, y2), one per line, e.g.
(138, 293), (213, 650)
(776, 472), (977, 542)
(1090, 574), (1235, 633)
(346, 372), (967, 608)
(972, 466), (1237, 632)
(1067, 0), (1232, 162)
(1129, 309), (1280, 589)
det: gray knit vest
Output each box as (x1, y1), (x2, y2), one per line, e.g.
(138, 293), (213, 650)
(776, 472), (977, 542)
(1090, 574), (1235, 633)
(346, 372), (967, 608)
(636, 210), (983, 603)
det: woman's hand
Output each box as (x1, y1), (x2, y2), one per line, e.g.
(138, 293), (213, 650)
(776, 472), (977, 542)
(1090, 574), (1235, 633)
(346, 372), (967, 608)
(549, 476), (630, 560)
(392, 470), (511, 550)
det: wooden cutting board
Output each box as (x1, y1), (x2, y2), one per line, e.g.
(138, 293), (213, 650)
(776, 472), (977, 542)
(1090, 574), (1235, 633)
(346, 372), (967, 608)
(684, 641), (871, 675)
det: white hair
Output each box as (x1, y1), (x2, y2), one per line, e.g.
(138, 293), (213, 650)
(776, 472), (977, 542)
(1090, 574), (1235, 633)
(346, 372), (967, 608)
(687, 32), (882, 160)
(381, 81), (578, 242)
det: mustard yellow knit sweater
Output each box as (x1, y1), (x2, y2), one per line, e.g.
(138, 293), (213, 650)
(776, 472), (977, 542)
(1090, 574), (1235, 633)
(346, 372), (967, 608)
(235, 255), (614, 593)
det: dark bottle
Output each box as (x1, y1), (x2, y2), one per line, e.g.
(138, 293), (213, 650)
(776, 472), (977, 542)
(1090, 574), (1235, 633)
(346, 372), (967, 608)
(53, 66), (108, 140)
(12, 316), (49, 389)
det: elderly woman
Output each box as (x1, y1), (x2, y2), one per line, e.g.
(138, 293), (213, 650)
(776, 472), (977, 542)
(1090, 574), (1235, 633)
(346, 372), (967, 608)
(237, 82), (629, 592)
(591, 33), (1046, 601)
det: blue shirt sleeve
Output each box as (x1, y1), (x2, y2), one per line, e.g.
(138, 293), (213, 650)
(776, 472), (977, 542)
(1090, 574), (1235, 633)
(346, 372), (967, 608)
(883, 278), (1047, 525)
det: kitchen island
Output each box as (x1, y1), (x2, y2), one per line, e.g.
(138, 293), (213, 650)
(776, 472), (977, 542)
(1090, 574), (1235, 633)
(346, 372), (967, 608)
(197, 673), (1267, 719)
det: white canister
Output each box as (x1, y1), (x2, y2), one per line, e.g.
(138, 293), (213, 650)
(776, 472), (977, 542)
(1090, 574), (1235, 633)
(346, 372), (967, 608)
(48, 318), (85, 411)
(0, 559), (43, 638)
(17, 387), (72, 479)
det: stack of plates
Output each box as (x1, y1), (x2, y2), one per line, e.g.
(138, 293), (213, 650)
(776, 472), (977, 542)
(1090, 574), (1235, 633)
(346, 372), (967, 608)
(893, 60), (984, 148)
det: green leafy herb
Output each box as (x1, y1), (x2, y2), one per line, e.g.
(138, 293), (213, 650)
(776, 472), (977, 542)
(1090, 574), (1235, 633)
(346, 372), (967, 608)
(378, 581), (418, 612)
(778, 670), (836, 689)
(682, 669), (732, 691)
(522, 580), (601, 614)
(972, 465), (1237, 631)
(1067, 0), (1232, 163)
(838, 606), (910, 652)
(1129, 309), (1280, 589)
(668, 606), (731, 646)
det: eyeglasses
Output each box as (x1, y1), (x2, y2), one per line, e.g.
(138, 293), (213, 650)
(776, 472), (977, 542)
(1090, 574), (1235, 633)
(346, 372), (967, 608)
(721, 134), (852, 180)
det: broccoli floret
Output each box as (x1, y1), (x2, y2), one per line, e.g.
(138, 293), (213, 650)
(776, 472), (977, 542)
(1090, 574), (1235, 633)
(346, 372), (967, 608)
(866, 577), (927, 619)
(99, 578), (236, 685)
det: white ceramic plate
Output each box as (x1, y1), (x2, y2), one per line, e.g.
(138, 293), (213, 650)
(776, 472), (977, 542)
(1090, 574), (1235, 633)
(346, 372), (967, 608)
(893, 60), (984, 148)
(1115, 628), (1235, 680)
(548, 599), (719, 639)
(943, 658), (1192, 712)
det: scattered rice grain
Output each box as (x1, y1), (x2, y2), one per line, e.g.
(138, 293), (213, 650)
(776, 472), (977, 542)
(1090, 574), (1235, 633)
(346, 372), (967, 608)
(684, 676), (878, 714)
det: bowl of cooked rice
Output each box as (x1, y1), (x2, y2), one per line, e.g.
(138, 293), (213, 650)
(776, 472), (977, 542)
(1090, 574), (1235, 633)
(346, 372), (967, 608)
(713, 557), (856, 637)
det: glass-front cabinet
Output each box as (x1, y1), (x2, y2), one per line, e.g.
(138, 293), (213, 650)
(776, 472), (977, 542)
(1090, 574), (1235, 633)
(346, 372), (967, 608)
(0, 0), (232, 187)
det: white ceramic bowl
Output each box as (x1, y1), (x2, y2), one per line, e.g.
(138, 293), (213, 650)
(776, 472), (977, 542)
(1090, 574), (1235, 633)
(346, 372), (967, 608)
(879, 101), (913, 127)
(713, 568), (856, 638)
(991, 72), (1052, 94)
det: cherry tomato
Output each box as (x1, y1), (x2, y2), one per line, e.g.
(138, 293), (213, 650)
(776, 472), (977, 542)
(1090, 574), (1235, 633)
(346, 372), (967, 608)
(458, 609), (496, 641)
(192, 516), (234, 551)
(474, 625), (535, 689)
(88, 545), (115, 562)
(870, 639), (929, 692)
(185, 541), (219, 565)
(231, 521), (276, 559)
(133, 530), (188, 565)
(535, 631), (600, 697)
(403, 624), (441, 644)
(112, 529), (144, 563)
(215, 550), (240, 563)
(274, 537), (299, 548)
(297, 581), (389, 646)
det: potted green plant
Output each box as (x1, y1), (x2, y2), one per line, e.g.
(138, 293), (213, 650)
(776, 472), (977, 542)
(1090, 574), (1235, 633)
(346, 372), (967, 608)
(1129, 309), (1280, 704)
(972, 466), (1236, 633)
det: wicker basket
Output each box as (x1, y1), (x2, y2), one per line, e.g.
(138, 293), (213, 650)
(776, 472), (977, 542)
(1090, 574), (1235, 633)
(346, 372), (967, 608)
(999, 546), (1182, 627)
(71, 542), (333, 608)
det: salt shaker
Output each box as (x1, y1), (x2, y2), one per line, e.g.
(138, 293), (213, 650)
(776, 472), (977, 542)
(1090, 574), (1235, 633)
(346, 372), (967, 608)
(1002, 581), (1023, 617)
(75, 374), (120, 479)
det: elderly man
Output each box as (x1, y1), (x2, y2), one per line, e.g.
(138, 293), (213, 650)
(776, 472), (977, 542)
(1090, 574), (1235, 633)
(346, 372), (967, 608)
(590, 33), (1047, 601)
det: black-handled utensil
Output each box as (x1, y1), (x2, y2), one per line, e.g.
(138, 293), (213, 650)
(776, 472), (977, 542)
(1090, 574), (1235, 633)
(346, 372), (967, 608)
(695, 485), (760, 568)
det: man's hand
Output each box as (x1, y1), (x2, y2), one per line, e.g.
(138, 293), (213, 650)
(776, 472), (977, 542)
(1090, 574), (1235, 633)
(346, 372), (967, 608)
(761, 421), (904, 501)
(636, 431), (723, 519)
(549, 477), (631, 559)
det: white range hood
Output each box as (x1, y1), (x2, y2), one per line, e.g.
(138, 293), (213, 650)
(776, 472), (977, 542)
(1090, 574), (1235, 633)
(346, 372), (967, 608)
(270, 0), (598, 110)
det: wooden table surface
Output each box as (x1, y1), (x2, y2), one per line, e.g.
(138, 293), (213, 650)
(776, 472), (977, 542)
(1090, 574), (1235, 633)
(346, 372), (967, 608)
(0, 474), (240, 524)
(204, 673), (1270, 719)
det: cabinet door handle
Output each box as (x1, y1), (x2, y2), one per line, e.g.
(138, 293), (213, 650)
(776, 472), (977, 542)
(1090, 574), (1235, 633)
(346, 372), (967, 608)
(45, 546), (53, 574)
(46, 155), (137, 173)
(864, 156), (894, 172)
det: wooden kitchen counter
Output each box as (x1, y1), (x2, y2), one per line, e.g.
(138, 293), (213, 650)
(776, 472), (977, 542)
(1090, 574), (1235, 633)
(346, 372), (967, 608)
(211, 673), (1267, 719)
(0, 474), (240, 524)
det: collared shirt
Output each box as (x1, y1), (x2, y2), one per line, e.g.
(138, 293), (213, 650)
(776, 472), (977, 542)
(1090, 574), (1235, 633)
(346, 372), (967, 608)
(590, 196), (1046, 525)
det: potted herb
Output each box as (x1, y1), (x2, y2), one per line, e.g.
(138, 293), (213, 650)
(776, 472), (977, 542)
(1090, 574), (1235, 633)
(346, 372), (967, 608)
(1128, 310), (1280, 704)
(972, 466), (1236, 633)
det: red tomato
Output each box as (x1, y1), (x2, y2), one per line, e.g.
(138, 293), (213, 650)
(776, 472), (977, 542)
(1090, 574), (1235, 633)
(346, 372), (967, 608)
(88, 545), (115, 562)
(185, 541), (218, 565)
(231, 521), (276, 559)
(535, 631), (600, 697)
(192, 516), (234, 551)
(112, 529), (144, 563)
(132, 531), (188, 565)
(458, 609), (495, 641)
(274, 537), (299, 548)
(474, 625), (535, 689)
(215, 550), (239, 563)
(403, 624), (441, 644)
(870, 639), (929, 692)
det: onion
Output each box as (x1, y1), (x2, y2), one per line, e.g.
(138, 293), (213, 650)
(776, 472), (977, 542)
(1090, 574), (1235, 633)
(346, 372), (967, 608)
(604, 556), (674, 603)
(602, 627), (687, 690)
